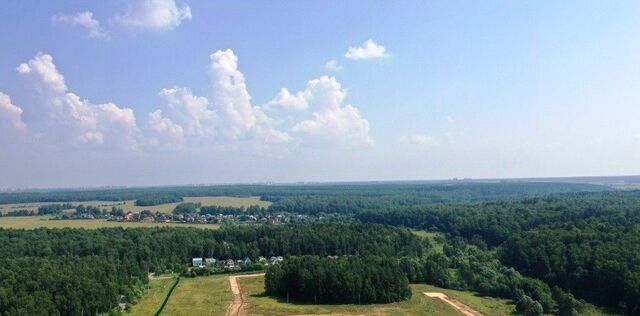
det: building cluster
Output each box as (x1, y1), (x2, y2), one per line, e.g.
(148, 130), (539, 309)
(191, 256), (284, 270)
(106, 212), (301, 225)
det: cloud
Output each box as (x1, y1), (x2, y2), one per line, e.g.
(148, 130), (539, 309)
(16, 53), (67, 94)
(158, 87), (216, 137)
(17, 53), (139, 147)
(147, 109), (184, 147)
(290, 76), (372, 146)
(345, 39), (390, 60)
(52, 11), (109, 39)
(400, 135), (439, 147)
(114, 0), (192, 30)
(324, 59), (343, 71)
(0, 92), (26, 129)
(266, 88), (311, 111)
(208, 49), (291, 143)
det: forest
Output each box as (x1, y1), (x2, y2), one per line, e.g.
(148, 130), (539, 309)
(0, 181), (607, 205)
(265, 256), (412, 304)
(357, 191), (640, 314)
(0, 182), (638, 315)
(0, 223), (424, 315)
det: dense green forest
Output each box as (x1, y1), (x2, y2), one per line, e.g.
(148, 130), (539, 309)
(0, 181), (607, 205)
(357, 191), (640, 314)
(134, 194), (183, 206)
(265, 256), (411, 304)
(0, 223), (424, 315)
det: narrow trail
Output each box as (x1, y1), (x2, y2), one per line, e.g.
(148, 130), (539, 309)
(225, 273), (265, 316)
(423, 292), (484, 316)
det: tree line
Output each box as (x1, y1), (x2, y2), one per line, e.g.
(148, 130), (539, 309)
(265, 256), (411, 304)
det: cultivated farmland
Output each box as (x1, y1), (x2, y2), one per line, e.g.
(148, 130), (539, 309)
(0, 216), (221, 229)
(0, 196), (271, 215)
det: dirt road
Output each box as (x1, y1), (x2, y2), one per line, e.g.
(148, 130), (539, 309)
(424, 292), (484, 316)
(225, 273), (265, 316)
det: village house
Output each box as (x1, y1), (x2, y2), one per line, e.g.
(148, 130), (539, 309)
(192, 257), (203, 267)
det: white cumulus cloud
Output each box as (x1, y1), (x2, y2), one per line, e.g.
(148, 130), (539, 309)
(208, 49), (291, 143)
(158, 87), (216, 137)
(0, 92), (26, 130)
(266, 88), (311, 111)
(52, 11), (109, 39)
(17, 53), (139, 147)
(290, 76), (372, 146)
(324, 59), (343, 71)
(114, 0), (192, 30)
(345, 39), (390, 60)
(147, 109), (184, 147)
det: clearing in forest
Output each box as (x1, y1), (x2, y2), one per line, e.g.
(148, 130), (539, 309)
(128, 277), (177, 316)
(234, 274), (514, 316)
(161, 275), (232, 316)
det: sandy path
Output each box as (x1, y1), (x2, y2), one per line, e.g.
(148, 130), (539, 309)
(424, 292), (484, 316)
(225, 273), (266, 316)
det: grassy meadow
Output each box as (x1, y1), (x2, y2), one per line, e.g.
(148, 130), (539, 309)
(238, 274), (515, 316)
(0, 216), (222, 229)
(128, 277), (177, 316)
(0, 195), (268, 229)
(0, 196), (271, 215)
(160, 275), (232, 316)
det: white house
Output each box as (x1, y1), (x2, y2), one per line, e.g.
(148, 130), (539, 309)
(192, 257), (203, 267)
(205, 258), (216, 265)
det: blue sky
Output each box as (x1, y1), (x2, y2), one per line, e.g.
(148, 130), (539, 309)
(1, 1), (640, 189)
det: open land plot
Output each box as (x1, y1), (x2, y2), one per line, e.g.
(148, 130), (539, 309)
(161, 275), (232, 316)
(128, 276), (177, 316)
(411, 230), (445, 254)
(0, 216), (221, 229)
(237, 274), (515, 316)
(0, 196), (271, 215)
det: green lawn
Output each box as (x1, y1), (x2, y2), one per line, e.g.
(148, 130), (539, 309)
(161, 275), (232, 316)
(128, 277), (177, 316)
(239, 274), (515, 316)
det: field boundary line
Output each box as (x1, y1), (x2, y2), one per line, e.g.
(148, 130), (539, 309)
(154, 277), (180, 316)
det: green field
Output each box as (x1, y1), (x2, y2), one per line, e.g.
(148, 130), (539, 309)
(0, 195), (269, 229)
(128, 277), (177, 316)
(239, 274), (515, 316)
(161, 275), (232, 316)
(0, 196), (271, 215)
(412, 229), (445, 254)
(0, 216), (221, 230)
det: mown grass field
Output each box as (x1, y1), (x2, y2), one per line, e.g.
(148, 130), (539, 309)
(161, 275), (232, 316)
(239, 274), (515, 316)
(0, 216), (221, 230)
(128, 277), (177, 316)
(0, 196), (271, 215)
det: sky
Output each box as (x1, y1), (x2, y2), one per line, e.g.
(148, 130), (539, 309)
(1, 1), (640, 189)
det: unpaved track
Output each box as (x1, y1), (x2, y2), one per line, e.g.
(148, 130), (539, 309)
(225, 273), (265, 316)
(424, 292), (483, 316)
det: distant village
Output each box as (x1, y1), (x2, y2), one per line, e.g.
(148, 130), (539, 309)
(52, 202), (311, 226)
